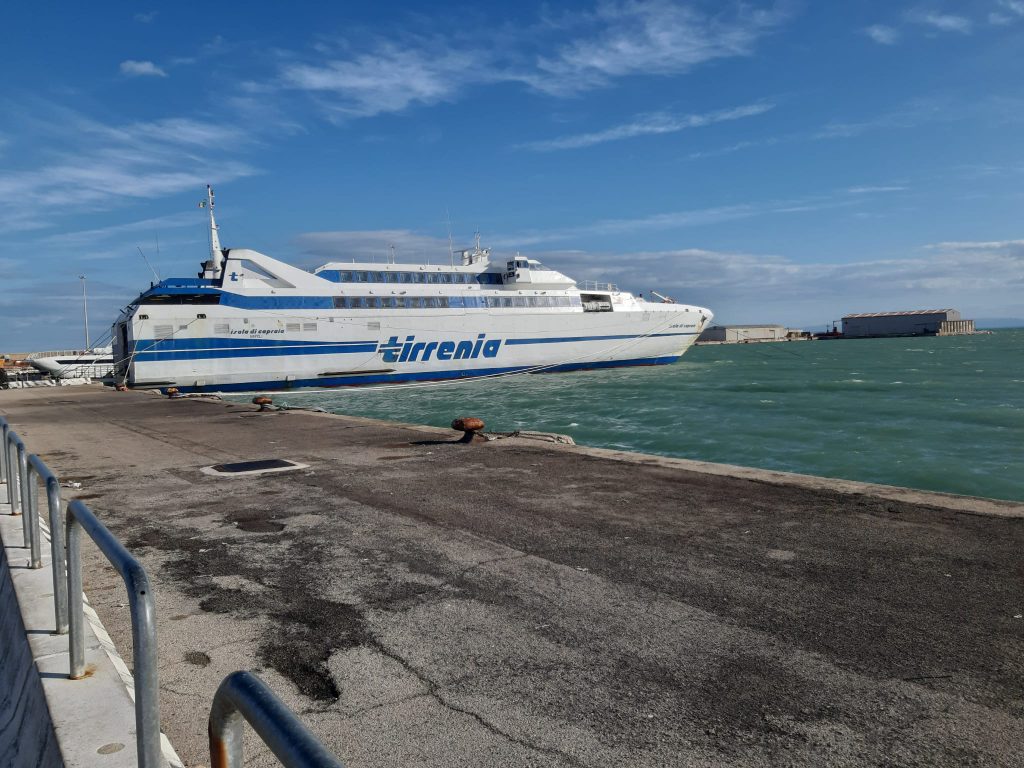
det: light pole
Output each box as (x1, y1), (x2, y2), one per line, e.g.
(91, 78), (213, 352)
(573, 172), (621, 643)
(78, 275), (90, 350)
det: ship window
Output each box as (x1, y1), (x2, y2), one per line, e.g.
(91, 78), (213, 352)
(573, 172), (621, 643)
(500, 297), (513, 308)
(214, 322), (230, 333)
(140, 293), (221, 305)
(336, 271), (352, 282)
(514, 297), (527, 307)
(528, 297), (540, 307)
(413, 273), (425, 284)
(153, 324), (174, 339)
(286, 323), (301, 332)
(303, 322), (317, 331)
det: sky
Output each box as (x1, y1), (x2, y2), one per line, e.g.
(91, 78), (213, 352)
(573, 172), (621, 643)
(1, 1), (1023, 350)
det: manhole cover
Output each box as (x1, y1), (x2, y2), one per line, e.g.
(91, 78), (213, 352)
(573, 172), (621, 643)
(201, 458), (308, 477)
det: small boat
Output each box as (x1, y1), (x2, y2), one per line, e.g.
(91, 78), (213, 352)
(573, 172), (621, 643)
(112, 187), (713, 392)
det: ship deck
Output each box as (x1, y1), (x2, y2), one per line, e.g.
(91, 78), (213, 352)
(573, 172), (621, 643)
(1, 385), (1021, 767)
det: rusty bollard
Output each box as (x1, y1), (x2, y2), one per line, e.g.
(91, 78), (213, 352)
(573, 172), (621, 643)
(252, 395), (274, 412)
(451, 416), (485, 443)
(165, 387), (180, 398)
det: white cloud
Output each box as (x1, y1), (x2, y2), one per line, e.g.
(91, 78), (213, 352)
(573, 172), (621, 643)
(40, 213), (200, 247)
(520, 102), (775, 151)
(924, 238), (1024, 250)
(846, 185), (907, 194)
(280, 43), (484, 118)
(524, 1), (788, 95)
(907, 11), (973, 34)
(273, 1), (787, 119)
(864, 24), (900, 44)
(813, 99), (949, 139)
(0, 106), (258, 234)
(491, 195), (856, 248)
(999, 0), (1024, 16)
(134, 11), (158, 23)
(119, 60), (167, 77)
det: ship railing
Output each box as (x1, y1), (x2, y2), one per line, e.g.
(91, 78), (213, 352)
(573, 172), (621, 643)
(580, 280), (619, 292)
(26, 349), (91, 360)
(0, 414), (344, 768)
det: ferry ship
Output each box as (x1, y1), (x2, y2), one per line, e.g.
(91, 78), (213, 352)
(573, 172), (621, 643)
(112, 188), (712, 392)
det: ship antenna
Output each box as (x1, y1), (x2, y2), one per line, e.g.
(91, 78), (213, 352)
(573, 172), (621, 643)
(445, 207), (455, 267)
(137, 245), (161, 283)
(154, 232), (163, 281)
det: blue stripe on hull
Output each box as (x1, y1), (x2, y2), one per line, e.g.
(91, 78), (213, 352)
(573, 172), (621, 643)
(158, 355), (681, 393)
(505, 332), (693, 345)
(134, 344), (377, 361)
(130, 332), (696, 362)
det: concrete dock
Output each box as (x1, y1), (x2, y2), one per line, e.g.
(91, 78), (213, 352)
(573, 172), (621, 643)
(2, 385), (1023, 767)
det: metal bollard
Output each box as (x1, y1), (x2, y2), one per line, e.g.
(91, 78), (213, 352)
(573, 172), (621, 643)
(66, 499), (162, 768)
(209, 671), (344, 768)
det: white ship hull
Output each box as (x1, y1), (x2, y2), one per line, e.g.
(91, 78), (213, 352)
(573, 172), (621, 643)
(116, 304), (704, 392)
(27, 348), (114, 380)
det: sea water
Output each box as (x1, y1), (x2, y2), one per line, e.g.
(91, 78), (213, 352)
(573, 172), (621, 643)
(235, 329), (1024, 502)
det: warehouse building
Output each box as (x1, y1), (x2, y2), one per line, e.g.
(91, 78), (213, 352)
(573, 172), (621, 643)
(697, 324), (804, 343)
(841, 309), (975, 338)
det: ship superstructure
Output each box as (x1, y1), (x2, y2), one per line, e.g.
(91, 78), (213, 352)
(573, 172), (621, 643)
(112, 188), (712, 392)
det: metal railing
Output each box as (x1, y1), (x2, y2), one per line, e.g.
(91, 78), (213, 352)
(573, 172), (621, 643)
(66, 498), (163, 768)
(0, 417), (10, 502)
(209, 672), (344, 768)
(28, 454), (68, 632)
(1, 415), (343, 768)
(0, 417), (8, 485)
(580, 280), (619, 292)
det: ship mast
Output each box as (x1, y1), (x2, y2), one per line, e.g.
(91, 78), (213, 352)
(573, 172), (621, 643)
(200, 184), (226, 280)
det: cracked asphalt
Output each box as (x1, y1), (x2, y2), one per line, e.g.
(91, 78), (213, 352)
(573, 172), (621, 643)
(2, 386), (1023, 767)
